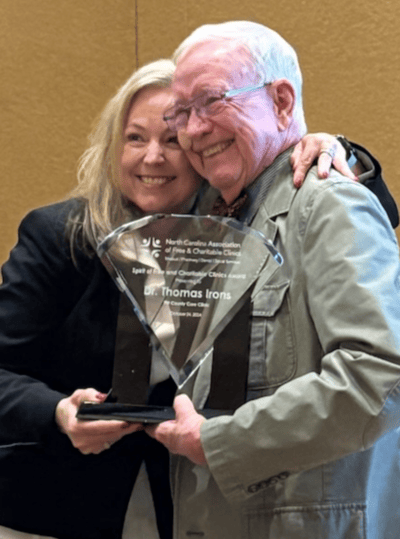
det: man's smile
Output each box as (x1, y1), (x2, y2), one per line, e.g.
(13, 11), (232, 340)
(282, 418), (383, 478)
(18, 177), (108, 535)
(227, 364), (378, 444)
(200, 140), (234, 158)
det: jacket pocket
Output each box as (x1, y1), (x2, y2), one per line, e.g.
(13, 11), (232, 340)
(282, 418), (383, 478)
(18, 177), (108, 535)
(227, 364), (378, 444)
(248, 280), (296, 390)
(242, 503), (366, 539)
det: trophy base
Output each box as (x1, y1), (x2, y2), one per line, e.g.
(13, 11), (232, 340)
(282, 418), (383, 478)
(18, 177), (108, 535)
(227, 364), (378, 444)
(77, 402), (233, 424)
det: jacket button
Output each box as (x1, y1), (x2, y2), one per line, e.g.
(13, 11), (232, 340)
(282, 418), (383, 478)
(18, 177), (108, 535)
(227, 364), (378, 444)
(247, 472), (289, 493)
(277, 471), (289, 481)
(247, 483), (260, 493)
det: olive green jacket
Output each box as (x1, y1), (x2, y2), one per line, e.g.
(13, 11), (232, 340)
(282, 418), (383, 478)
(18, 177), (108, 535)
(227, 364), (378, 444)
(173, 155), (400, 539)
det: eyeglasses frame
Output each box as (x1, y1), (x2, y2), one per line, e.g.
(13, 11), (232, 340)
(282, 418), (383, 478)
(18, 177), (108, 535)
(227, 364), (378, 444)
(163, 82), (272, 131)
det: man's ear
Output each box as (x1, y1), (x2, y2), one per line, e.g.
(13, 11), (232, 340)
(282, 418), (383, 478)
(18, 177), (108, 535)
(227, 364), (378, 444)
(270, 80), (295, 131)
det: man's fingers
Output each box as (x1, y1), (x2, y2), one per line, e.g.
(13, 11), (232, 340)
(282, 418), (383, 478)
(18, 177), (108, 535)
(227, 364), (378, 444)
(145, 395), (207, 465)
(173, 394), (195, 419)
(145, 396), (189, 447)
(145, 423), (174, 451)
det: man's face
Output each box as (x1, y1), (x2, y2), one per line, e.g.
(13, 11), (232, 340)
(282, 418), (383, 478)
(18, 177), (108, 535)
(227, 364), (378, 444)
(172, 41), (283, 203)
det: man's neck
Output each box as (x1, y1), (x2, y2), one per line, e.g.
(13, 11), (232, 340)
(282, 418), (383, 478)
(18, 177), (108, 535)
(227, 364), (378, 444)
(219, 133), (302, 205)
(236, 147), (296, 225)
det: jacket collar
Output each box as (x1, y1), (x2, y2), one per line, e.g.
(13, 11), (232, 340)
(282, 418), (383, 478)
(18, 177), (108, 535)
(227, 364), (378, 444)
(251, 148), (298, 221)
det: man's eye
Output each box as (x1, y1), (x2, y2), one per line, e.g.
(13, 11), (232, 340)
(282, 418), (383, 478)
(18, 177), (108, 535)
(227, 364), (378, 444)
(204, 96), (221, 106)
(167, 135), (179, 145)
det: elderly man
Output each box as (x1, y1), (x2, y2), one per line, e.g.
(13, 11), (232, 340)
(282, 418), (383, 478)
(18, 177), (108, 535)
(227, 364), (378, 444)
(147, 21), (400, 538)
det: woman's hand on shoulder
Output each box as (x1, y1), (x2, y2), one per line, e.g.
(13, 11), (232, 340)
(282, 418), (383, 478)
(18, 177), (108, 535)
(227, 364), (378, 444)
(291, 133), (358, 188)
(55, 388), (142, 455)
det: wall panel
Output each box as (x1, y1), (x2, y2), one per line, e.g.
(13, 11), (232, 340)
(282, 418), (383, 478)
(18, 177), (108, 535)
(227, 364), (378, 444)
(0, 0), (136, 263)
(1, 0), (398, 264)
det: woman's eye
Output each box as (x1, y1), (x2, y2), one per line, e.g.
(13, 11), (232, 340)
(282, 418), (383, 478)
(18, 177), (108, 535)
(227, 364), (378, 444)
(126, 133), (142, 142)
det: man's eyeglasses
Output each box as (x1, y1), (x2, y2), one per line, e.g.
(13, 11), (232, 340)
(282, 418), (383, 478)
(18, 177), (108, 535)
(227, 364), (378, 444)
(163, 82), (271, 132)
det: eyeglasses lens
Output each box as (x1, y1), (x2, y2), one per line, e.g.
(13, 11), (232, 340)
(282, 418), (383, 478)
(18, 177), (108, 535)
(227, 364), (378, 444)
(165, 91), (225, 131)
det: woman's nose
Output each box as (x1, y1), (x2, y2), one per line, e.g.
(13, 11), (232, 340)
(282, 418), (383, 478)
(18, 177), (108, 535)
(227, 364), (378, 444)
(143, 141), (165, 164)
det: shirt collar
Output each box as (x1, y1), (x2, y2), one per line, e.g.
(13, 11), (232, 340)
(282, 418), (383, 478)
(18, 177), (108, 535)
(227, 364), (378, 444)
(237, 147), (295, 224)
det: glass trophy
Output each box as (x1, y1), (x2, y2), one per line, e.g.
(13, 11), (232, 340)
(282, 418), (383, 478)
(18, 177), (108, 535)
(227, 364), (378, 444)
(77, 214), (283, 423)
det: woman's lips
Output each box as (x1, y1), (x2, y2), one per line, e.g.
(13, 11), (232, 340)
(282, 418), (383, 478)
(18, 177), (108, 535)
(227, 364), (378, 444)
(138, 176), (175, 185)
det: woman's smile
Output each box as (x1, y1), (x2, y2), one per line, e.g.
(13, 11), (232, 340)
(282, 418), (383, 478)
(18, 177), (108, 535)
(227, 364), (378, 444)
(137, 175), (176, 186)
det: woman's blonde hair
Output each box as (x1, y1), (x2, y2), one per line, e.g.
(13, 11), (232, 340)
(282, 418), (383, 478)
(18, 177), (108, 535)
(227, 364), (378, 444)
(67, 58), (176, 251)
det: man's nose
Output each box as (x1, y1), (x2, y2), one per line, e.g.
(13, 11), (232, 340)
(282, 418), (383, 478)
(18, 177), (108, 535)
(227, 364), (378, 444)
(143, 141), (165, 164)
(184, 108), (212, 137)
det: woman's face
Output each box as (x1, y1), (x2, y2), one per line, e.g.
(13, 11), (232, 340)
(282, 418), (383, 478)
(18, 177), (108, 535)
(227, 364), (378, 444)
(119, 86), (202, 214)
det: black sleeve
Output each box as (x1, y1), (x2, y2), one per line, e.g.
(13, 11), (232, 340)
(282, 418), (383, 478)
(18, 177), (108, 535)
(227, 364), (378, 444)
(0, 202), (90, 444)
(351, 141), (399, 228)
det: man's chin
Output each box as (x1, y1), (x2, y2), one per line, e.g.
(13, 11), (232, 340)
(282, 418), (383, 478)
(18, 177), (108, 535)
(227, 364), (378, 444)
(210, 179), (243, 204)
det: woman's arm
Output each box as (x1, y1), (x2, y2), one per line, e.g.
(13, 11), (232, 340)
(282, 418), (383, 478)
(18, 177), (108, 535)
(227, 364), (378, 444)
(292, 133), (399, 228)
(0, 204), (82, 444)
(0, 202), (140, 452)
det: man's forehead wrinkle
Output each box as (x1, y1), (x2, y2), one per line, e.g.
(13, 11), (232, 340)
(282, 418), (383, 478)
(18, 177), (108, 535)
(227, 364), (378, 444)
(173, 63), (225, 100)
(172, 69), (214, 101)
(199, 40), (253, 76)
(173, 41), (257, 100)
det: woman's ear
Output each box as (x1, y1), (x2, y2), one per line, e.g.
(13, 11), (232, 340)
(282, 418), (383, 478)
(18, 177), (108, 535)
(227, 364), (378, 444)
(270, 80), (295, 131)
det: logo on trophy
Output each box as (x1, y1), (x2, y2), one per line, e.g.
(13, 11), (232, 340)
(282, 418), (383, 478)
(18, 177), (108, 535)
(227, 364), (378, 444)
(78, 214), (283, 423)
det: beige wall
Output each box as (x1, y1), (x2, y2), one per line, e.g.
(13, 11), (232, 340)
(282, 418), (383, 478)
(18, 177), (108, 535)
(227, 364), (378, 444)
(1, 0), (399, 264)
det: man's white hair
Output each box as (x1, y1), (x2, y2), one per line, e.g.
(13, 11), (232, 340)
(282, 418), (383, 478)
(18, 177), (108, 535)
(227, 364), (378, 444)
(173, 21), (307, 135)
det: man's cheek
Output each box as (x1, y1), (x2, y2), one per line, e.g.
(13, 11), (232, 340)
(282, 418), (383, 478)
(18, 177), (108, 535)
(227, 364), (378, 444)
(178, 131), (192, 151)
(186, 152), (204, 174)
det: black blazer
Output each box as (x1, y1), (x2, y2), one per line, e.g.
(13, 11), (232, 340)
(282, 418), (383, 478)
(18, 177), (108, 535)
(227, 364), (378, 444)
(0, 200), (156, 539)
(353, 142), (398, 228)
